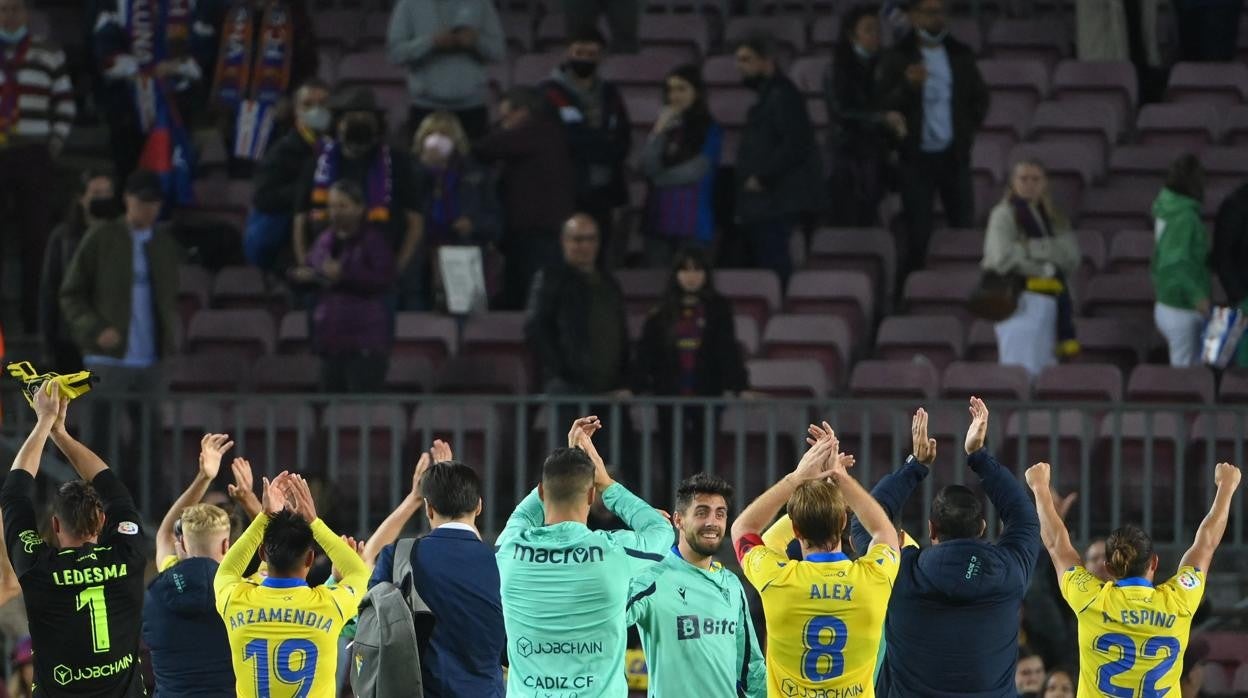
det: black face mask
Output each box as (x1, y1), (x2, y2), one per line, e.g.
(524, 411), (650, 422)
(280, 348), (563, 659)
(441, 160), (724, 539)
(342, 119), (377, 151)
(742, 74), (765, 91)
(567, 59), (597, 79)
(87, 197), (121, 220)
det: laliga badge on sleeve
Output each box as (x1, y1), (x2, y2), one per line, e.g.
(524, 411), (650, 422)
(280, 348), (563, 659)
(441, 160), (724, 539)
(1177, 571), (1201, 590)
(118, 522), (139, 536)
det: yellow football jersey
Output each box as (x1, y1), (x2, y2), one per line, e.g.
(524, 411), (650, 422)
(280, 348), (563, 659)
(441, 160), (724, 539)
(1061, 565), (1205, 698)
(215, 516), (368, 698)
(740, 520), (899, 698)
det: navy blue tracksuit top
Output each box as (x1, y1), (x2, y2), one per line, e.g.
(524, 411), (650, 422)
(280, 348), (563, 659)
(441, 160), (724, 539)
(851, 449), (1041, 698)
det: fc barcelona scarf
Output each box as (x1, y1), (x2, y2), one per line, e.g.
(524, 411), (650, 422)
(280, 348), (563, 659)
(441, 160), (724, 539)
(211, 2), (294, 161)
(310, 142), (393, 225)
(124, 0), (191, 133)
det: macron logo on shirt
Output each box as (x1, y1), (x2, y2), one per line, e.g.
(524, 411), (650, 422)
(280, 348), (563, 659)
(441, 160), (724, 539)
(512, 544), (605, 564)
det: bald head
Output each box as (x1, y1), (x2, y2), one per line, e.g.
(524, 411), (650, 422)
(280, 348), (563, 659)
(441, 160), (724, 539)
(561, 213), (600, 272)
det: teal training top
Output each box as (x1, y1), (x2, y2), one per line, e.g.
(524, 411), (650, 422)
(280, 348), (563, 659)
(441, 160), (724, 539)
(626, 547), (767, 698)
(496, 483), (672, 697)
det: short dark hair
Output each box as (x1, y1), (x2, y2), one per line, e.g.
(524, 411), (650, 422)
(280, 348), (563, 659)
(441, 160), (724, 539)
(735, 33), (776, 59)
(328, 179), (365, 206)
(675, 473), (733, 514)
(261, 511), (314, 576)
(423, 461), (481, 519)
(54, 481), (104, 539)
(541, 447), (595, 504)
(930, 485), (983, 541)
(568, 26), (607, 47)
(1105, 524), (1154, 579)
(1165, 153), (1205, 202)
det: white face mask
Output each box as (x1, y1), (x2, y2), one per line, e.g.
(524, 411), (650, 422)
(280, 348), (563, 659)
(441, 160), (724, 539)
(422, 132), (455, 160)
(299, 106), (330, 133)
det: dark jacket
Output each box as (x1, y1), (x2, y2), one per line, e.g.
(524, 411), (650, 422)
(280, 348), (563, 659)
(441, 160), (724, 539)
(850, 450), (1041, 698)
(825, 49), (893, 152)
(475, 115), (577, 234)
(735, 72), (823, 223)
(305, 226), (396, 355)
(542, 67), (632, 208)
(39, 217), (89, 367)
(876, 31), (990, 160)
(59, 220), (182, 359)
(1213, 182), (1248, 306)
(369, 527), (505, 698)
(253, 128), (321, 214)
(632, 294), (748, 396)
(412, 156), (503, 247)
(525, 262), (630, 393)
(142, 557), (235, 697)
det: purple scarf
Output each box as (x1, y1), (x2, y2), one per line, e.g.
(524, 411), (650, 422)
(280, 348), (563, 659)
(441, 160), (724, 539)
(1010, 195), (1052, 240)
(310, 141), (393, 224)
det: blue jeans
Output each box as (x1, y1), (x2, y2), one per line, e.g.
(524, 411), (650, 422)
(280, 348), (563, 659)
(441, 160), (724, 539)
(243, 210), (292, 270)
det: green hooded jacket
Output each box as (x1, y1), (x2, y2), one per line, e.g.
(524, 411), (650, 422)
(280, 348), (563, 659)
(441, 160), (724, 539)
(1151, 187), (1211, 311)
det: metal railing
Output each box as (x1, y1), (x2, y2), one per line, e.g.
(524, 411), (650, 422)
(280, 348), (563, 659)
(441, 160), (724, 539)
(2, 389), (1245, 562)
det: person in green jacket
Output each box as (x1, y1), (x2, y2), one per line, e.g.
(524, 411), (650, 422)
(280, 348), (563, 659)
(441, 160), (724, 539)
(626, 473), (767, 698)
(1151, 154), (1212, 367)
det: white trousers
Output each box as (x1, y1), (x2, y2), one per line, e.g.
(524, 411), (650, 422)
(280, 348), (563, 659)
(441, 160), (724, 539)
(1154, 302), (1204, 367)
(995, 291), (1057, 379)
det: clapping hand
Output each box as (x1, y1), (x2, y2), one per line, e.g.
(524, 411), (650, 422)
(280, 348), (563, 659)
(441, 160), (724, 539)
(332, 536), (365, 581)
(791, 423), (839, 482)
(286, 475), (319, 523)
(568, 416), (612, 492)
(964, 397), (989, 455)
(262, 471), (293, 516)
(912, 409), (937, 465)
(198, 433), (234, 481)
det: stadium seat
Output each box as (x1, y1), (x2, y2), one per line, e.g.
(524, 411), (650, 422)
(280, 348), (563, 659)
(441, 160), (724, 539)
(211, 265), (275, 313)
(987, 19), (1069, 68)
(323, 403), (409, 512)
(849, 359), (940, 400)
(460, 312), (527, 361)
(789, 56), (831, 97)
(745, 358), (829, 399)
(902, 270), (978, 321)
(1200, 146), (1248, 192)
(1107, 144), (1186, 191)
(1166, 61), (1248, 110)
(941, 362), (1030, 401)
(1071, 317), (1147, 373)
(1035, 364), (1124, 402)
(978, 58), (1050, 116)
(232, 401), (318, 476)
(708, 89), (754, 128)
(1224, 105), (1248, 145)
(512, 52), (564, 86)
(1126, 365), (1215, 405)
(1075, 229), (1107, 273)
(702, 54), (740, 87)
(966, 320), (998, 362)
(277, 310), (310, 354)
(717, 269), (783, 329)
(178, 264), (211, 331)
(716, 400), (808, 496)
(336, 51), (407, 88)
(162, 402), (228, 479)
(1029, 101), (1120, 169)
(1106, 230), (1154, 273)
(973, 140), (1008, 221)
(735, 315), (760, 357)
(1077, 187), (1154, 238)
(1052, 60), (1138, 127)
(431, 355), (529, 395)
(251, 354), (322, 393)
(500, 10), (533, 53)
(784, 269), (874, 344)
(724, 17), (806, 59)
(761, 315), (854, 392)
(811, 15), (841, 51)
(1136, 103), (1222, 148)
(926, 229), (984, 271)
(1220, 369), (1248, 403)
(948, 16), (984, 54)
(977, 100), (1031, 156)
(616, 268), (667, 315)
(310, 9), (361, 50)
(186, 309), (276, 361)
(1082, 272), (1155, 327)
(392, 312), (458, 363)
(807, 228), (898, 302)
(875, 315), (966, 370)
(638, 14), (708, 57)
(380, 356), (433, 393)
(1094, 410), (1185, 533)
(166, 354), (248, 393)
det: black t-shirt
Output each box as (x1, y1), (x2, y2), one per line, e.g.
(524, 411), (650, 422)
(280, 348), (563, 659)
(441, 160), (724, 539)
(1, 470), (147, 697)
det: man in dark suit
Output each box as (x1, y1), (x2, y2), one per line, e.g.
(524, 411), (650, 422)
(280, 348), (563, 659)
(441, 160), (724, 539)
(369, 448), (505, 697)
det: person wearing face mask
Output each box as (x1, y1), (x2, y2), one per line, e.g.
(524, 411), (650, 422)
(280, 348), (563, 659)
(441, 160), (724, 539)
(731, 34), (822, 287)
(293, 87), (425, 308)
(638, 64), (722, 267)
(877, 0), (989, 288)
(386, 0), (504, 143)
(825, 4), (905, 227)
(0, 0), (76, 334)
(39, 169), (118, 373)
(290, 179), (397, 393)
(244, 78), (330, 270)
(542, 28), (632, 268)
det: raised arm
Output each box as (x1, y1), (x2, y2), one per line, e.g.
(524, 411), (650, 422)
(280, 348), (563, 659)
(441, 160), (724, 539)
(851, 410), (934, 553)
(0, 517), (22, 606)
(216, 472), (291, 607)
(965, 398), (1040, 572)
(12, 382), (61, 477)
(1025, 462), (1080, 582)
(1180, 462), (1242, 573)
(287, 474), (368, 589)
(732, 431), (838, 543)
(361, 447), (435, 567)
(157, 433), (232, 563)
(824, 429), (898, 551)
(570, 417), (670, 554)
(226, 457), (263, 521)
(48, 394), (108, 482)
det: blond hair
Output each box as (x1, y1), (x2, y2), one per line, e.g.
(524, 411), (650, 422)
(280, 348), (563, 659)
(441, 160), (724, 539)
(788, 481), (848, 550)
(1003, 158), (1069, 231)
(180, 504), (231, 553)
(412, 111), (470, 157)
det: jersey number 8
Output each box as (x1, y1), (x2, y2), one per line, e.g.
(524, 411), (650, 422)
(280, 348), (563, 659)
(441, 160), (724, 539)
(243, 638), (319, 698)
(801, 615), (848, 682)
(1096, 633), (1181, 698)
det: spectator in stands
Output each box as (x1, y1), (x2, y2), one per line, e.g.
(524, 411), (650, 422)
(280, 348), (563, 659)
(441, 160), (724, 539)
(1016, 647), (1046, 697)
(370, 441), (505, 698)
(386, 0), (504, 142)
(982, 159), (1081, 380)
(7, 636), (31, 698)
(638, 64), (721, 266)
(293, 87), (425, 308)
(1175, 0), (1241, 62)
(1042, 668), (1075, 698)
(61, 170), (182, 458)
(1084, 538), (1108, 580)
(526, 213), (630, 396)
(475, 87), (576, 309)
(0, 0), (75, 333)
(412, 110), (502, 303)
(633, 247), (751, 476)
(291, 179), (396, 393)
(825, 3), (905, 227)
(562, 0), (640, 53)
(244, 78), (330, 271)
(1152, 154), (1211, 368)
(1212, 181), (1248, 367)
(40, 170), (118, 372)
(543, 28), (631, 268)
(209, 0), (320, 170)
(733, 33), (822, 286)
(1075, 1), (1164, 102)
(877, 0), (989, 284)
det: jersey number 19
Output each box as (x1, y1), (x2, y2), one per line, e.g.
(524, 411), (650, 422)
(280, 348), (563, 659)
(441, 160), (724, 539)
(243, 638), (319, 698)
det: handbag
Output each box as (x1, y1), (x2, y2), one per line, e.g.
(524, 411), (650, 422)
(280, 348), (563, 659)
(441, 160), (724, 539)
(1201, 306), (1248, 369)
(967, 271), (1025, 322)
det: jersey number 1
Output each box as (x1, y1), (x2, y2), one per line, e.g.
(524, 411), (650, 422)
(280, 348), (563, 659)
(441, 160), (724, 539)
(1096, 633), (1181, 697)
(75, 585), (110, 653)
(243, 638), (319, 698)
(801, 615), (848, 682)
